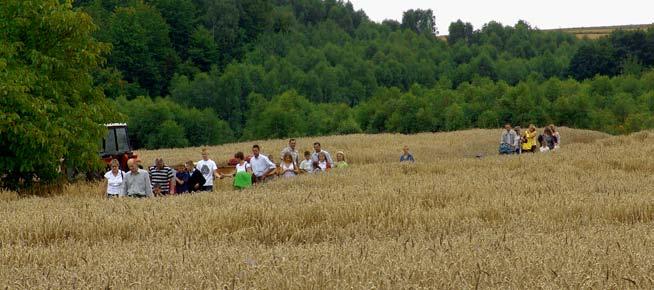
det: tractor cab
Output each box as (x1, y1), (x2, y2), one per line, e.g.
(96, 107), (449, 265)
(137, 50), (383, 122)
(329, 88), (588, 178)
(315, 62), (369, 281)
(100, 123), (137, 172)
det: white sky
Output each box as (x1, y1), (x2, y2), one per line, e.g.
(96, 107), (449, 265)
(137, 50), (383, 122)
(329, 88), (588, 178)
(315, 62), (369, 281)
(348, 0), (654, 34)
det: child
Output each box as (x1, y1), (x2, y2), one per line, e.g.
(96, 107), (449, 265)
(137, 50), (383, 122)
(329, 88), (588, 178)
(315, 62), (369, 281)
(334, 151), (349, 169)
(300, 151), (314, 173)
(279, 152), (299, 178)
(314, 152), (331, 173)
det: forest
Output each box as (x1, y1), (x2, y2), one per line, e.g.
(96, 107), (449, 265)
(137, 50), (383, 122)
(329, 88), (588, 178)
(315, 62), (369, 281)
(67, 1), (654, 148)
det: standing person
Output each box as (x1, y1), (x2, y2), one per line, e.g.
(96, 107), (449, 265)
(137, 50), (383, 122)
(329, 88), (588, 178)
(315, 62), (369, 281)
(280, 138), (300, 164)
(174, 163), (190, 194)
(311, 142), (334, 164)
(400, 145), (415, 162)
(550, 124), (561, 149)
(521, 124), (538, 153)
(196, 149), (219, 191)
(103, 159), (125, 198)
(279, 152), (300, 178)
(250, 145), (277, 183)
(123, 159), (153, 198)
(149, 158), (174, 196)
(299, 151), (314, 173)
(334, 151), (349, 169)
(222, 152), (253, 189)
(313, 152), (331, 173)
(186, 161), (206, 193)
(513, 126), (522, 155)
(540, 127), (556, 152)
(499, 124), (517, 155)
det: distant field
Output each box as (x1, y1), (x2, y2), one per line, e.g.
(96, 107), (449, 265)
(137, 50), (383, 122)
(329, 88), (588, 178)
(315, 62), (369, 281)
(4, 128), (654, 288)
(549, 24), (654, 39)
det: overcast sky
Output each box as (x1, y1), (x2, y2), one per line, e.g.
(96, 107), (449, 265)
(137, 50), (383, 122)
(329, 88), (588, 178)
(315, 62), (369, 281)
(348, 0), (654, 34)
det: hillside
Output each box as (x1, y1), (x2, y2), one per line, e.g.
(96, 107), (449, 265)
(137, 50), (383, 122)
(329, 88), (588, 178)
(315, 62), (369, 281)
(4, 128), (654, 288)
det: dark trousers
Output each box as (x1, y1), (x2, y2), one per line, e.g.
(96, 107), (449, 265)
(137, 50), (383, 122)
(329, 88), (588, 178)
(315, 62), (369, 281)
(107, 193), (120, 198)
(128, 194), (148, 198)
(201, 186), (213, 192)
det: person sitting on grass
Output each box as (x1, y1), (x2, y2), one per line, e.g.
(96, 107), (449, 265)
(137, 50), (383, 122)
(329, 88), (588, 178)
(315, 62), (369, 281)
(279, 152), (300, 178)
(222, 152), (252, 190)
(299, 151), (314, 173)
(550, 124), (561, 149)
(513, 126), (522, 155)
(400, 145), (415, 162)
(313, 152), (331, 173)
(334, 151), (349, 169)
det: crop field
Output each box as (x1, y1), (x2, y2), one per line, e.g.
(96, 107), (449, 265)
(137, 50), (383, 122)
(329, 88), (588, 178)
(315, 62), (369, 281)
(2, 128), (654, 288)
(550, 24), (654, 39)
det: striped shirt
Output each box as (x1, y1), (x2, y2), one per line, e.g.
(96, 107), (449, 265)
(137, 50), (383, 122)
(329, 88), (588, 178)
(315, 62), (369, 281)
(149, 166), (174, 193)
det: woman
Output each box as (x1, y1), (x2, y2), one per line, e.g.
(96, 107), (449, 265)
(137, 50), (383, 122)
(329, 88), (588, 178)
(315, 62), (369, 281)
(186, 160), (206, 193)
(521, 124), (538, 153)
(334, 151), (349, 169)
(279, 152), (299, 178)
(103, 159), (125, 198)
(222, 152), (253, 189)
(540, 127), (556, 152)
(313, 152), (331, 173)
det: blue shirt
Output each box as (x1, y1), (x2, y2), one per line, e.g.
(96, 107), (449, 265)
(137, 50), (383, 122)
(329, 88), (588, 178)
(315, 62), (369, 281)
(400, 153), (415, 162)
(176, 171), (190, 193)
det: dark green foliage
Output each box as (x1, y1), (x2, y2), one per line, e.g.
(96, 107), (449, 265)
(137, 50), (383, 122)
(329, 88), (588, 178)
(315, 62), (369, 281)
(67, 0), (654, 146)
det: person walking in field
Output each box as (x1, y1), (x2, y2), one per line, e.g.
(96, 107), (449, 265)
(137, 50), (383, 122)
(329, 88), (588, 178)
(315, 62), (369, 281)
(499, 124), (517, 155)
(186, 161), (206, 192)
(103, 159), (125, 198)
(539, 127), (556, 152)
(311, 142), (334, 165)
(280, 138), (300, 164)
(521, 124), (538, 153)
(221, 152), (253, 189)
(400, 145), (415, 162)
(250, 145), (277, 183)
(299, 151), (314, 173)
(314, 152), (331, 173)
(196, 149), (219, 191)
(174, 163), (190, 194)
(123, 159), (153, 198)
(279, 152), (300, 177)
(149, 158), (174, 196)
(334, 151), (349, 169)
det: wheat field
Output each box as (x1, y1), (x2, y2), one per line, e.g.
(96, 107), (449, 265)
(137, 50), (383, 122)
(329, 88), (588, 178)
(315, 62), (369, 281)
(2, 128), (654, 288)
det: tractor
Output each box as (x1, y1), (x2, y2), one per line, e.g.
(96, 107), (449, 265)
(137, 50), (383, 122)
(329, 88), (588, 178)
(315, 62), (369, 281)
(99, 123), (138, 172)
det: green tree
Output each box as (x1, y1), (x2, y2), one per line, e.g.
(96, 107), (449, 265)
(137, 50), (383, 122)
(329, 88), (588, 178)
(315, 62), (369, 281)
(401, 9), (437, 35)
(1, 1), (113, 188)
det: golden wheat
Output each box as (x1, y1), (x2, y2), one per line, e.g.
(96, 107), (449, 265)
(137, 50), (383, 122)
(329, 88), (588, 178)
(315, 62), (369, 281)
(2, 128), (654, 288)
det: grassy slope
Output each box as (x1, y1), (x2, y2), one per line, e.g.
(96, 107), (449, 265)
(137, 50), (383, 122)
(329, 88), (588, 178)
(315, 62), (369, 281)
(2, 128), (654, 288)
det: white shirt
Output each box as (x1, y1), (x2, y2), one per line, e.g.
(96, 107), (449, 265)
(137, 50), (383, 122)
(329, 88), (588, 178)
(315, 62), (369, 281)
(196, 159), (217, 186)
(280, 146), (299, 164)
(300, 159), (313, 173)
(104, 170), (125, 195)
(235, 162), (251, 173)
(316, 161), (328, 172)
(250, 154), (276, 177)
(311, 150), (334, 165)
(281, 162), (296, 177)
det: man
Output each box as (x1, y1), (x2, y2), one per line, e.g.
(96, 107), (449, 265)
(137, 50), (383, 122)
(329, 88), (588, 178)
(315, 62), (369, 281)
(149, 158), (174, 196)
(311, 142), (334, 165)
(123, 158), (153, 198)
(250, 144), (276, 183)
(196, 149), (220, 191)
(499, 124), (517, 155)
(280, 138), (299, 164)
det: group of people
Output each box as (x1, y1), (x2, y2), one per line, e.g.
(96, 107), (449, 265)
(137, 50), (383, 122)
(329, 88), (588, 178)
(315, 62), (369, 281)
(102, 139), (350, 198)
(499, 124), (561, 155)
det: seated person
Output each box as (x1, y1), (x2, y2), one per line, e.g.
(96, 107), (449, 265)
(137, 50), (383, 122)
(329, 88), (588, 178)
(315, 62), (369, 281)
(400, 145), (415, 162)
(279, 152), (299, 178)
(313, 152), (331, 173)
